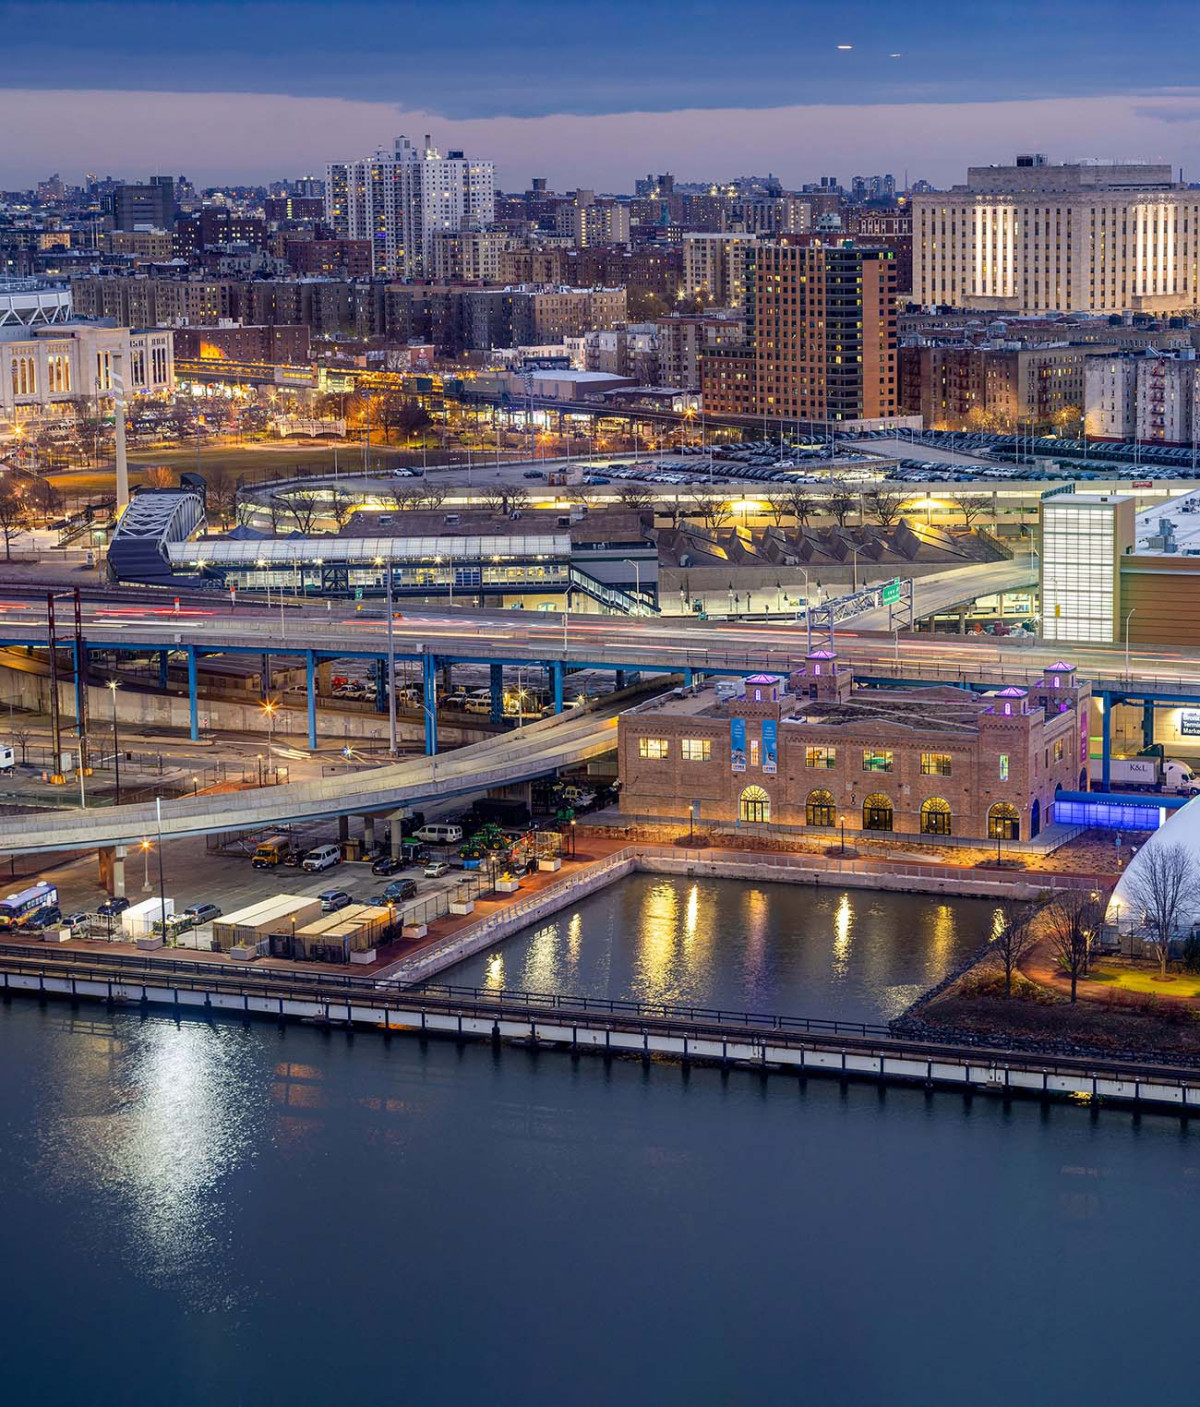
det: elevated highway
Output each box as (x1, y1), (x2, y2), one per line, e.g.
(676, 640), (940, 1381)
(0, 701), (620, 855)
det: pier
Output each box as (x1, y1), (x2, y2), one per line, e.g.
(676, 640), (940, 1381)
(3, 943), (1199, 1114)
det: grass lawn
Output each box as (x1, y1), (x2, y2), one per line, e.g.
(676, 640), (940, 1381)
(1085, 962), (1200, 998)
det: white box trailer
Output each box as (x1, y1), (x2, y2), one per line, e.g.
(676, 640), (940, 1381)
(120, 897), (175, 938)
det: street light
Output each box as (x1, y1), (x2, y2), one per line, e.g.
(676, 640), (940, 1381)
(107, 679), (121, 805)
(141, 837), (151, 891)
(623, 557), (642, 611)
(839, 813), (846, 855)
(261, 698), (277, 752)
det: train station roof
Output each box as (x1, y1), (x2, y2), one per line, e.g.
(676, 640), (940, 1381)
(167, 533), (572, 567)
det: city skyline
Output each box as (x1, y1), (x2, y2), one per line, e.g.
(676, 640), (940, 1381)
(2, 0), (1200, 187)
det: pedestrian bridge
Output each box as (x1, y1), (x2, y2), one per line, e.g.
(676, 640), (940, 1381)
(0, 705), (620, 856)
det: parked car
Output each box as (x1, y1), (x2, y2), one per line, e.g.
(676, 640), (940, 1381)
(423, 860), (450, 879)
(301, 844), (341, 873)
(318, 890), (352, 913)
(61, 912), (89, 933)
(523, 469), (545, 479)
(183, 903), (222, 925)
(371, 854), (406, 876)
(97, 896), (131, 918)
(382, 878), (418, 903)
(26, 905), (61, 930)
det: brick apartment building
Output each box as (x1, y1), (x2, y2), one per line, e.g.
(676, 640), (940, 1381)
(618, 655), (1089, 843)
(701, 240), (898, 423)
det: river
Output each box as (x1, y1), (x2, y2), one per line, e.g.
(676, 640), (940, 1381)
(436, 874), (998, 1023)
(4, 880), (1197, 1406)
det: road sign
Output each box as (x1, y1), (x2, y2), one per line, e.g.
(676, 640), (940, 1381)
(881, 579), (901, 605)
(355, 586), (364, 601)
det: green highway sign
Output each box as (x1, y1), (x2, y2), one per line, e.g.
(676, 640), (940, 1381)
(881, 579), (901, 605)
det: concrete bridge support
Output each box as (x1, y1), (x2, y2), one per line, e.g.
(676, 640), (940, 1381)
(551, 660), (564, 714)
(99, 844), (127, 898)
(423, 653), (439, 755)
(305, 651), (318, 751)
(362, 815), (376, 853)
(187, 646), (198, 741)
(489, 663), (504, 724)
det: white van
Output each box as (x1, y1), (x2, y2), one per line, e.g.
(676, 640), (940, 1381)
(301, 843), (342, 872)
(414, 823), (463, 845)
(463, 690), (493, 716)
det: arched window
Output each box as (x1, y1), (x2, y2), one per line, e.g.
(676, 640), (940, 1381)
(739, 785), (770, 823)
(862, 793), (893, 831)
(806, 788), (836, 827)
(920, 797), (952, 835)
(1079, 767), (1088, 792)
(1030, 798), (1040, 838)
(988, 802), (1020, 841)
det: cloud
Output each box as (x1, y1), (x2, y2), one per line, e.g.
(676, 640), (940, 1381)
(4, 87), (1200, 189)
(1134, 104), (1200, 125)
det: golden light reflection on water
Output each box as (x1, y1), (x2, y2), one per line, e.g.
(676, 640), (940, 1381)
(832, 893), (854, 978)
(683, 884), (699, 947)
(928, 904), (957, 971)
(482, 951), (506, 992)
(566, 911), (583, 964)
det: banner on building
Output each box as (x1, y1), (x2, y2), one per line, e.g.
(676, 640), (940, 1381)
(762, 719), (777, 774)
(730, 717), (747, 773)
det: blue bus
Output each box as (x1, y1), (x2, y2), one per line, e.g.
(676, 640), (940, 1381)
(0, 882), (59, 929)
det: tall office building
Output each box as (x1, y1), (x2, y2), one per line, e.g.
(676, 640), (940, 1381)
(914, 155), (1200, 314)
(106, 176), (175, 231)
(325, 135), (494, 278)
(702, 240), (898, 424)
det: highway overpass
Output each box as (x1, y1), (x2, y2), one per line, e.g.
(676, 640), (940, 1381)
(0, 701), (620, 856)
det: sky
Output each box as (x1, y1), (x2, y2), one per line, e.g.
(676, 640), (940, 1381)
(3, 0), (1200, 190)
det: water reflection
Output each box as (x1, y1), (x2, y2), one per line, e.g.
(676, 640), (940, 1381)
(34, 1013), (266, 1312)
(441, 875), (997, 1026)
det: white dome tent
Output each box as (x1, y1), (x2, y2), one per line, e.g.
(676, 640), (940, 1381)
(1106, 792), (1200, 933)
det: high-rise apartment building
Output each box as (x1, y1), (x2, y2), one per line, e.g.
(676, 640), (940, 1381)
(914, 155), (1200, 314)
(682, 233), (758, 308)
(1084, 350), (1200, 445)
(702, 241), (898, 423)
(325, 135), (494, 277)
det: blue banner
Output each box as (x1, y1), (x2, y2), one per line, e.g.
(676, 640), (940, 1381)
(762, 719), (777, 774)
(730, 717), (747, 773)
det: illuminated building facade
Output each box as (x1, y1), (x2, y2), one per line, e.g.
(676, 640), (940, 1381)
(325, 135), (495, 278)
(1039, 491), (1134, 644)
(914, 156), (1200, 314)
(618, 656), (1088, 842)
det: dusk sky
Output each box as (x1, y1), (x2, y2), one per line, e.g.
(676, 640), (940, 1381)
(4, 0), (1200, 188)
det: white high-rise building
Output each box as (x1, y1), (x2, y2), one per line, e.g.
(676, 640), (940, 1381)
(325, 135), (495, 278)
(914, 155), (1200, 315)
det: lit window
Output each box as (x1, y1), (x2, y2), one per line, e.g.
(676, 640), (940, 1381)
(1053, 738), (1065, 762)
(862, 749), (894, 773)
(638, 738), (669, 760)
(681, 738), (711, 762)
(921, 752), (952, 776)
(999, 754), (1010, 781)
(805, 746), (837, 769)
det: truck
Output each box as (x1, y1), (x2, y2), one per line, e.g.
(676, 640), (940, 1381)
(0, 745), (13, 773)
(1088, 755), (1200, 795)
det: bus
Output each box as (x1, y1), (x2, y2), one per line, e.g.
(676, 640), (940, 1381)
(0, 882), (59, 929)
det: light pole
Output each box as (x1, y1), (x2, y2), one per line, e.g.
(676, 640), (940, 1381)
(261, 698), (277, 752)
(839, 814), (846, 855)
(107, 680), (121, 805)
(141, 838), (151, 891)
(623, 557), (642, 611)
(154, 796), (167, 941)
(1124, 608), (1136, 680)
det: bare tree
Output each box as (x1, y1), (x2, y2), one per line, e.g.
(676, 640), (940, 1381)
(280, 491), (322, 534)
(827, 486), (856, 529)
(777, 486), (815, 530)
(1122, 842), (1200, 979)
(480, 484), (529, 516)
(141, 465), (175, 490)
(415, 481), (448, 511)
(991, 898), (1042, 998)
(11, 726), (31, 765)
(763, 494), (789, 529)
(953, 493), (991, 530)
(863, 488), (906, 529)
(27, 477), (62, 525)
(689, 494), (730, 533)
(1042, 890), (1106, 1002)
(387, 484), (426, 513)
(0, 481), (26, 560)
(328, 488), (356, 532)
(204, 465), (237, 526)
(616, 483), (658, 514)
